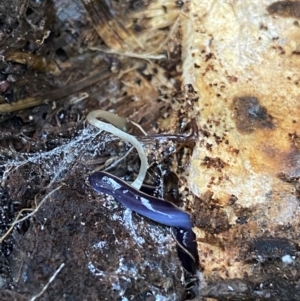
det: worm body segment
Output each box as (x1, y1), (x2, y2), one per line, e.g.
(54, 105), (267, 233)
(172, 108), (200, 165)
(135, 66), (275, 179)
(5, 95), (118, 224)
(88, 171), (193, 230)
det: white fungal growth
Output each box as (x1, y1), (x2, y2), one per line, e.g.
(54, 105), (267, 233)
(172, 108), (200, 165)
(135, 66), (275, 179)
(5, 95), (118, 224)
(282, 254), (293, 264)
(86, 110), (148, 190)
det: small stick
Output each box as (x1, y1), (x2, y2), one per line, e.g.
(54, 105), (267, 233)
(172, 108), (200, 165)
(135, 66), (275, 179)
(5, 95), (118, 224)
(0, 186), (61, 243)
(0, 67), (110, 113)
(29, 263), (65, 301)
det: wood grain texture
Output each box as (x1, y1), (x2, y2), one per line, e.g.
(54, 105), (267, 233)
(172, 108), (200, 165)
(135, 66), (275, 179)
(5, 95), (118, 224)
(182, 0), (300, 287)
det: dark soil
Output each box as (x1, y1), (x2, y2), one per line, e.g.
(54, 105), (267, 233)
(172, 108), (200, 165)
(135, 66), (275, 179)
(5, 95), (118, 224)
(0, 1), (191, 300)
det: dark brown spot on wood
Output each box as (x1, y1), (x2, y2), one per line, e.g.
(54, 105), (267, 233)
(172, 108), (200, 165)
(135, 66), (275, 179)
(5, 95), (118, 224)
(213, 133), (222, 144)
(267, 1), (300, 19)
(260, 23), (268, 30)
(231, 96), (275, 134)
(288, 132), (300, 149)
(249, 237), (296, 262)
(202, 156), (227, 172)
(227, 75), (238, 82)
(191, 194), (230, 234)
(205, 53), (214, 61)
